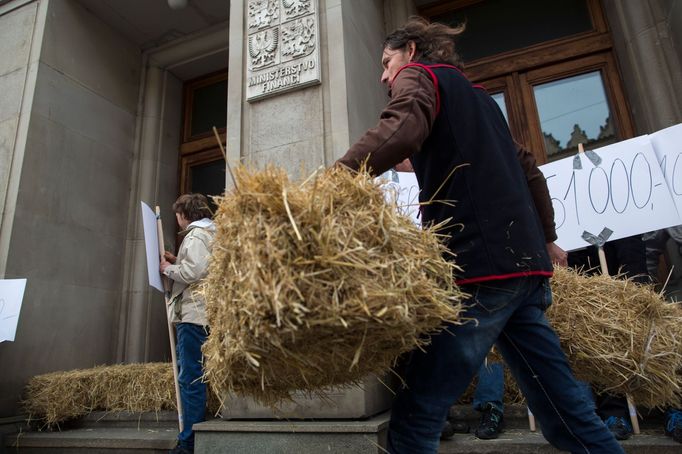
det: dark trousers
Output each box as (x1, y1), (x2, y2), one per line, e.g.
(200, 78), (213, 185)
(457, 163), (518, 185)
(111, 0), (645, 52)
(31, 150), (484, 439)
(386, 276), (623, 453)
(176, 323), (208, 449)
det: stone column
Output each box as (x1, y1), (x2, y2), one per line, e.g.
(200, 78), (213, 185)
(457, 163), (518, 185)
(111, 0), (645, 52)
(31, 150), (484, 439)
(602, 0), (682, 133)
(219, 0), (394, 419)
(383, 0), (417, 32)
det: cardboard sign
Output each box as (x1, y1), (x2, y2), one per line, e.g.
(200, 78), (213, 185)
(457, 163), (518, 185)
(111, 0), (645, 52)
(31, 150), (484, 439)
(140, 201), (164, 292)
(0, 279), (27, 342)
(540, 136), (681, 251)
(649, 123), (682, 219)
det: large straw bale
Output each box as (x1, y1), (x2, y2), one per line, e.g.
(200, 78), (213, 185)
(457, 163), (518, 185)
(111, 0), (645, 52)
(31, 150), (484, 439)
(24, 363), (218, 428)
(202, 166), (465, 405)
(548, 266), (682, 408)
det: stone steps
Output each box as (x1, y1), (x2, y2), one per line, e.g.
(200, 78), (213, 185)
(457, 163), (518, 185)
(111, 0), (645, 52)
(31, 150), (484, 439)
(438, 430), (681, 453)
(2, 406), (679, 453)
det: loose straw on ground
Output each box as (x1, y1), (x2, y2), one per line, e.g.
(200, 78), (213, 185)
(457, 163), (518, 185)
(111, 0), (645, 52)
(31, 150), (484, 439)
(201, 165), (466, 406)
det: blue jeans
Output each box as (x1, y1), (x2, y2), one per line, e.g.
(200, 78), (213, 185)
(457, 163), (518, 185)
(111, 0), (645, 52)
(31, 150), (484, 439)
(473, 362), (504, 412)
(176, 323), (208, 449)
(387, 276), (623, 454)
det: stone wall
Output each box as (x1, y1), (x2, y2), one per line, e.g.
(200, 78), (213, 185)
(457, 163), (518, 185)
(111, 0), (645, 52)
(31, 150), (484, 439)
(232, 0), (388, 175)
(603, 0), (682, 133)
(0, 0), (141, 416)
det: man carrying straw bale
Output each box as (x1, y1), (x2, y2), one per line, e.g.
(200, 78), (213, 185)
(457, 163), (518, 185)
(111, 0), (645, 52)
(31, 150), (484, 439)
(160, 194), (215, 454)
(337, 17), (623, 453)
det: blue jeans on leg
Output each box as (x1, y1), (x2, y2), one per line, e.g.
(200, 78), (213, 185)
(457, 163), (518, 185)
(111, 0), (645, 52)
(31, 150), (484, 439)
(387, 276), (623, 454)
(176, 323), (208, 450)
(473, 362), (504, 412)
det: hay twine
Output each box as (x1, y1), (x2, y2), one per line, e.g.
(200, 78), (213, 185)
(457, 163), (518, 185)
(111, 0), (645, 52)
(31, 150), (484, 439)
(201, 165), (465, 406)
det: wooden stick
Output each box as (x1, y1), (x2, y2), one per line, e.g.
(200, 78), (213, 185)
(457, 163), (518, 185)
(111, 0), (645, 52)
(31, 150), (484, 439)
(593, 238), (641, 435)
(212, 126), (238, 191)
(156, 206), (184, 433)
(528, 407), (537, 432)
(626, 394), (641, 435)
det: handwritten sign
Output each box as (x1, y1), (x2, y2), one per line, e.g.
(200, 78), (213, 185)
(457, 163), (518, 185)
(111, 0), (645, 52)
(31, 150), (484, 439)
(540, 136), (681, 251)
(0, 278), (27, 342)
(141, 202), (164, 292)
(649, 124), (682, 218)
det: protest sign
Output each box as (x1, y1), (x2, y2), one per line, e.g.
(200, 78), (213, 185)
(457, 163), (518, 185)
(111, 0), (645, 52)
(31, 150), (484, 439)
(140, 201), (164, 292)
(0, 279), (27, 342)
(540, 136), (680, 251)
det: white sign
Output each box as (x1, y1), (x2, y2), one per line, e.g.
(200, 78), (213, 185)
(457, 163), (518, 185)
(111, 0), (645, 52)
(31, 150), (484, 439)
(650, 123), (682, 218)
(378, 170), (421, 226)
(540, 136), (681, 251)
(140, 202), (164, 292)
(246, 0), (321, 101)
(0, 279), (27, 342)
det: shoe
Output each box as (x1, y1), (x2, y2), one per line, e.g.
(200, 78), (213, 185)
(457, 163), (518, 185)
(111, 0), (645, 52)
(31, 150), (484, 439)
(604, 416), (633, 441)
(665, 409), (682, 443)
(450, 420), (470, 434)
(169, 444), (193, 454)
(441, 420), (455, 440)
(474, 403), (504, 440)
(441, 419), (470, 440)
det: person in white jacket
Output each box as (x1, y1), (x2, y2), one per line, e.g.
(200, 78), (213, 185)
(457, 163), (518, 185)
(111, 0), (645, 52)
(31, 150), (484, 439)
(160, 193), (215, 454)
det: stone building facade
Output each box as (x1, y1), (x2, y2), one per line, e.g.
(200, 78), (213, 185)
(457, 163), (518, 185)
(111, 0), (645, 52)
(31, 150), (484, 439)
(0, 0), (680, 420)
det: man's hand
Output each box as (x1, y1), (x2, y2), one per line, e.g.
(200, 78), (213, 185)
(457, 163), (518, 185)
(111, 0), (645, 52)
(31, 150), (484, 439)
(160, 258), (171, 274)
(546, 242), (567, 267)
(164, 251), (177, 264)
(394, 158), (414, 172)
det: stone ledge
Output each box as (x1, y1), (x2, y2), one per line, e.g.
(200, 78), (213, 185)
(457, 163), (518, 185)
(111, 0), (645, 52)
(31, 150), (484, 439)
(4, 427), (176, 449)
(195, 412), (390, 454)
(195, 412), (389, 433)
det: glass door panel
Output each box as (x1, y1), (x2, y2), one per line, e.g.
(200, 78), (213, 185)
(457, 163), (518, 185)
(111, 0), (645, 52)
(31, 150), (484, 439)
(490, 92), (509, 124)
(533, 71), (616, 162)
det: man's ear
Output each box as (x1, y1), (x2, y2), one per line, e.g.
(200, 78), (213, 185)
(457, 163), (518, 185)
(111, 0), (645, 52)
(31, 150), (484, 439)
(407, 41), (417, 61)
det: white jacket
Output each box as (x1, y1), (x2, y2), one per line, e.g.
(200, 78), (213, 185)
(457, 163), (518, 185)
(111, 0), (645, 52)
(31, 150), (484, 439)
(163, 218), (215, 326)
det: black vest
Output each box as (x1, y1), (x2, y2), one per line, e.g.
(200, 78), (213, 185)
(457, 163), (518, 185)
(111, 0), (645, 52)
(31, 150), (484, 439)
(406, 63), (553, 284)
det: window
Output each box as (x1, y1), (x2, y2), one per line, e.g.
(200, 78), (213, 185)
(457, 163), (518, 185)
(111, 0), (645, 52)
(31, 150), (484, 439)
(420, 0), (634, 164)
(180, 70), (228, 213)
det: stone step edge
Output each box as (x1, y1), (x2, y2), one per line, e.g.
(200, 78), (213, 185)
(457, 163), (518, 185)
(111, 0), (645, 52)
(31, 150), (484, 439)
(3, 427), (176, 449)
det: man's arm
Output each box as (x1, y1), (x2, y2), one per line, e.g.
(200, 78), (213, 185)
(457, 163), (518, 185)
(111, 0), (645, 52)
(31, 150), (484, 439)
(336, 67), (437, 176)
(162, 235), (211, 285)
(516, 144), (567, 266)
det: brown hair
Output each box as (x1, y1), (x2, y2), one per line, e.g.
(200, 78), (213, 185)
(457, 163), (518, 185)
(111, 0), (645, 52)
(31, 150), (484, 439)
(172, 193), (212, 222)
(383, 16), (465, 68)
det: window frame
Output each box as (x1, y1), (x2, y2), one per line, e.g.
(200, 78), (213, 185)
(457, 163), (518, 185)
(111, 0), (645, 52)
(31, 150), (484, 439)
(181, 69), (229, 146)
(420, 0), (634, 164)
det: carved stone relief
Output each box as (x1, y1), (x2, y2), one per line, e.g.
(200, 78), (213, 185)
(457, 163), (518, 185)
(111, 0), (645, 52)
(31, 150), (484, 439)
(246, 0), (320, 101)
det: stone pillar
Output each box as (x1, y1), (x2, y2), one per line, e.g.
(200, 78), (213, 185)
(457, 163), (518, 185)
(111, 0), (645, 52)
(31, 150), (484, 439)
(219, 0), (394, 419)
(602, 0), (682, 133)
(383, 0), (417, 32)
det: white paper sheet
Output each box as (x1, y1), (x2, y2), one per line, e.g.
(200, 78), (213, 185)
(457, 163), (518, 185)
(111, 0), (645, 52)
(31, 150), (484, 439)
(540, 136), (681, 251)
(377, 170), (421, 226)
(141, 201), (164, 292)
(0, 278), (27, 342)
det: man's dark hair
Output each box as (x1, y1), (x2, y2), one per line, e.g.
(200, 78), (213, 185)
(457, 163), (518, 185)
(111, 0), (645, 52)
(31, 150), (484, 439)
(173, 193), (212, 222)
(383, 16), (465, 68)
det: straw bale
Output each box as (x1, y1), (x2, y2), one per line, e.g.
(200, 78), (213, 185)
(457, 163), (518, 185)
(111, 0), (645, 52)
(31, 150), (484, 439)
(202, 166), (465, 405)
(24, 363), (218, 428)
(548, 266), (682, 408)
